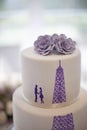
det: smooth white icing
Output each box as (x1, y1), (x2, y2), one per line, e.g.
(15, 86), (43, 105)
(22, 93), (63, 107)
(21, 47), (81, 107)
(13, 87), (87, 130)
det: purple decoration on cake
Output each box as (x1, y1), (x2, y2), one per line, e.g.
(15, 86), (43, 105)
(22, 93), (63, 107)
(34, 35), (53, 56)
(34, 34), (76, 55)
(51, 34), (67, 50)
(52, 60), (66, 104)
(34, 85), (44, 103)
(52, 113), (74, 130)
(34, 85), (39, 102)
(39, 87), (44, 103)
(55, 37), (76, 55)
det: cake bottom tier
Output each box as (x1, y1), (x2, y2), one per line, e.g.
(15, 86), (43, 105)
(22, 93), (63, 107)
(13, 87), (87, 130)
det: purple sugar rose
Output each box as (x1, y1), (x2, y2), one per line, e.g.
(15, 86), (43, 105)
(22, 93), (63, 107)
(34, 35), (53, 56)
(57, 38), (76, 54)
(51, 34), (67, 53)
(61, 38), (76, 54)
(52, 34), (76, 54)
(51, 34), (59, 49)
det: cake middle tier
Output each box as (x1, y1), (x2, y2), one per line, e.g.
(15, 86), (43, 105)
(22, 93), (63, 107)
(22, 47), (81, 108)
(13, 87), (87, 130)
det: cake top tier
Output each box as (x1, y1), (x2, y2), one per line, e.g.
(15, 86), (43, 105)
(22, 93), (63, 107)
(34, 34), (76, 56)
(22, 34), (80, 108)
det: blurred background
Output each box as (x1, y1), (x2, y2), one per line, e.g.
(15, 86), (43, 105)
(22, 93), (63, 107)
(0, 0), (87, 128)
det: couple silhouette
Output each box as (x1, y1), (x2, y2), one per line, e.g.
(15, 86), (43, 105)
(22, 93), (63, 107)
(34, 85), (44, 103)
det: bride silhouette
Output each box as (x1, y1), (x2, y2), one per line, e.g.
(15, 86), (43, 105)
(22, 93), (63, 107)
(39, 87), (44, 103)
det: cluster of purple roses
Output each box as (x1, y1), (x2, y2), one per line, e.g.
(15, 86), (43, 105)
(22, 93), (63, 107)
(34, 34), (76, 56)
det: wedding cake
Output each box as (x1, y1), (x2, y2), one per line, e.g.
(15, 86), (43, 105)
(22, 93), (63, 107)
(13, 34), (87, 130)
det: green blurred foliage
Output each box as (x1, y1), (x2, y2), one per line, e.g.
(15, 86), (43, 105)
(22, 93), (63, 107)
(0, 0), (5, 10)
(0, 0), (87, 11)
(43, 0), (87, 9)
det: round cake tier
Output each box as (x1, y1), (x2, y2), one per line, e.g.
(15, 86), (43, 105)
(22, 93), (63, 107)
(22, 47), (81, 108)
(13, 87), (87, 130)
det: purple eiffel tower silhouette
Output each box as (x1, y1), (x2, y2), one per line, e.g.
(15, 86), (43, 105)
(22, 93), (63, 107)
(52, 60), (66, 104)
(52, 113), (74, 130)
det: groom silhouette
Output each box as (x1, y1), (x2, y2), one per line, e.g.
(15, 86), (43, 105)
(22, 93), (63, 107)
(34, 85), (38, 102)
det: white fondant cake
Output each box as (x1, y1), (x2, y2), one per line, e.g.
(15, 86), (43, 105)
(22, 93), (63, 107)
(13, 87), (87, 130)
(22, 47), (81, 107)
(13, 34), (87, 130)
